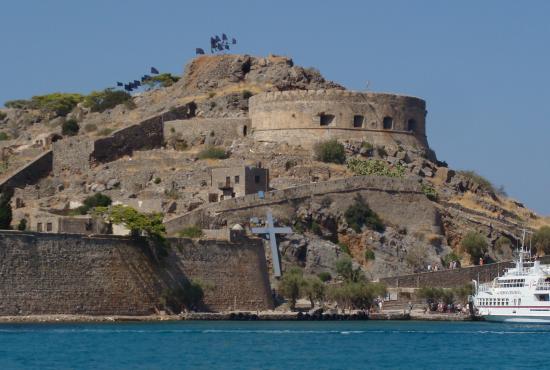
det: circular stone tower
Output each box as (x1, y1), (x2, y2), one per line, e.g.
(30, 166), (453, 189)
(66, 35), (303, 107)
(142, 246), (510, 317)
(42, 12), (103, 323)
(249, 89), (430, 150)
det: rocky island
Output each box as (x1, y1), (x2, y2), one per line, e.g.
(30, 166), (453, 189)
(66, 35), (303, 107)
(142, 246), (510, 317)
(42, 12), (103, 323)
(0, 54), (548, 319)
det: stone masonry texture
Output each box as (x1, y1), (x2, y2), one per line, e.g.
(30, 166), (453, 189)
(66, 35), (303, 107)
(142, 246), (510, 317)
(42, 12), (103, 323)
(0, 231), (273, 315)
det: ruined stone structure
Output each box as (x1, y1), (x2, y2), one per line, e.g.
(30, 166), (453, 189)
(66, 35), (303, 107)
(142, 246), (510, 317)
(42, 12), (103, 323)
(209, 165), (269, 202)
(164, 117), (250, 148)
(0, 231), (273, 314)
(28, 210), (109, 235)
(249, 90), (429, 150)
(166, 175), (441, 235)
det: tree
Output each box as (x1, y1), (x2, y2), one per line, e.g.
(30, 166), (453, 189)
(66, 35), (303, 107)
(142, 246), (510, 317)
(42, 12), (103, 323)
(314, 140), (346, 164)
(62, 119), (80, 136)
(344, 194), (384, 233)
(95, 205), (165, 243)
(142, 73), (180, 89)
(279, 267), (304, 310)
(335, 256), (365, 283)
(83, 88), (133, 113)
(76, 193), (112, 214)
(534, 226), (550, 254)
(328, 281), (386, 310)
(461, 231), (488, 264)
(302, 276), (325, 308)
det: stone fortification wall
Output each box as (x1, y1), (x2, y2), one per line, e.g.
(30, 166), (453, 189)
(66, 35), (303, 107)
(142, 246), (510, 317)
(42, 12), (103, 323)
(165, 176), (440, 235)
(0, 231), (273, 315)
(380, 256), (550, 288)
(52, 106), (190, 175)
(164, 117), (250, 147)
(52, 137), (94, 175)
(0, 151), (53, 193)
(249, 90), (428, 149)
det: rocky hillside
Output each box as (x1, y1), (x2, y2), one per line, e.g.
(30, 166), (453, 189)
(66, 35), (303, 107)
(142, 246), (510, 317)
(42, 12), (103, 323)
(1, 54), (548, 280)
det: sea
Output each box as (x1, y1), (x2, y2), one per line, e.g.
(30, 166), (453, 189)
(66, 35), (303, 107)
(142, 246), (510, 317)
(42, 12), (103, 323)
(0, 320), (546, 369)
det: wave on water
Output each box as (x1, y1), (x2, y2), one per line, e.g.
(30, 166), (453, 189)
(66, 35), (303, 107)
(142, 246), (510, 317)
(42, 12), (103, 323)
(1, 327), (550, 335)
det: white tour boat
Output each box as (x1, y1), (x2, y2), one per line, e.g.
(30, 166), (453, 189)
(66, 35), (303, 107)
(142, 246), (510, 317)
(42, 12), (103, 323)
(472, 231), (550, 323)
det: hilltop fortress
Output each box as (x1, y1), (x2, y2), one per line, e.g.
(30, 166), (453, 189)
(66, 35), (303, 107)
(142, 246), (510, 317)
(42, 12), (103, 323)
(250, 90), (428, 150)
(0, 54), (544, 316)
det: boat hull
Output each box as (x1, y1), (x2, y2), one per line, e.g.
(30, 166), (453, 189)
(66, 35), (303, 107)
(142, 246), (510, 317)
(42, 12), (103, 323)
(483, 315), (550, 324)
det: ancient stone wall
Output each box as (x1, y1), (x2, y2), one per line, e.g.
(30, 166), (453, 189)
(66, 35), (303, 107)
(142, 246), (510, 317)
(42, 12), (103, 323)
(93, 116), (164, 164)
(164, 117), (250, 147)
(165, 175), (440, 235)
(52, 137), (94, 175)
(0, 231), (273, 315)
(380, 256), (550, 288)
(0, 151), (53, 193)
(249, 90), (429, 149)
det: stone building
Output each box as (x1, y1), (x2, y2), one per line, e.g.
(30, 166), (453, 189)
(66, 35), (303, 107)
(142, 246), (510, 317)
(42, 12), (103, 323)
(249, 89), (429, 150)
(28, 210), (109, 235)
(209, 166), (269, 202)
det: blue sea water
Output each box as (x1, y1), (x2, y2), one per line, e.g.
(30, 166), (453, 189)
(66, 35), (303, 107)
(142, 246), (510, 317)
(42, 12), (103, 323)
(0, 320), (547, 369)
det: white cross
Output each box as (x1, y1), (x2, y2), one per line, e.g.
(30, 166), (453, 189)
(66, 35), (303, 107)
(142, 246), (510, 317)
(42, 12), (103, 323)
(251, 210), (292, 277)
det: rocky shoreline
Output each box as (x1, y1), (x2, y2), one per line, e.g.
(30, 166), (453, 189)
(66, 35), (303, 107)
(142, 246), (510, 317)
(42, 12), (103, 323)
(0, 311), (476, 323)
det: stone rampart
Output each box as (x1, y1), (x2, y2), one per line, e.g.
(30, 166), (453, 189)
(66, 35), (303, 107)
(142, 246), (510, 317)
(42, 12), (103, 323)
(0, 231), (273, 315)
(164, 117), (250, 147)
(0, 151), (53, 193)
(52, 106), (189, 175)
(380, 256), (550, 288)
(165, 176), (440, 235)
(249, 89), (429, 149)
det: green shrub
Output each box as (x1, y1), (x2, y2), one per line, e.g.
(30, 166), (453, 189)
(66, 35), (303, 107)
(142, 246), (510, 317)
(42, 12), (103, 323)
(335, 256), (366, 283)
(83, 88), (133, 113)
(97, 128), (114, 136)
(421, 184), (438, 201)
(327, 281), (386, 309)
(443, 252), (460, 266)
(62, 119), (80, 136)
(361, 141), (373, 150)
(457, 170), (495, 193)
(338, 242), (351, 255)
(364, 249), (375, 261)
(285, 160), (297, 171)
(310, 221), (322, 236)
(495, 236), (512, 250)
(84, 123), (97, 132)
(17, 219), (27, 231)
(344, 194), (385, 233)
(153, 177), (161, 184)
(6, 93), (84, 116)
(317, 271), (332, 282)
(242, 90), (253, 99)
(377, 147), (388, 157)
(198, 146), (228, 160)
(347, 158), (405, 178)
(0, 111), (6, 121)
(461, 231), (488, 264)
(76, 193), (112, 215)
(0, 132), (9, 141)
(534, 226), (550, 254)
(143, 73), (180, 89)
(178, 226), (204, 238)
(208, 92), (216, 98)
(314, 140), (346, 164)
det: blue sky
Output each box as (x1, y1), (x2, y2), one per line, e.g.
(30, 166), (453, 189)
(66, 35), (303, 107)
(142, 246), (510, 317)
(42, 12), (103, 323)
(1, 0), (549, 214)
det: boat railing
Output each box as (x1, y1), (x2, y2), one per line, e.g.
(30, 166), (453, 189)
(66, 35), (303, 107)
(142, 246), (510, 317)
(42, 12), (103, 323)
(536, 282), (550, 291)
(478, 284), (491, 293)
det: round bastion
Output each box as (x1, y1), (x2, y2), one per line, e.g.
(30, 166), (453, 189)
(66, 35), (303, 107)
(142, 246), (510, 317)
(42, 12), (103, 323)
(249, 89), (429, 150)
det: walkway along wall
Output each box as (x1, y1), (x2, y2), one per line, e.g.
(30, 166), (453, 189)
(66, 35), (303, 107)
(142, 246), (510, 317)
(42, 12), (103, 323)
(380, 256), (550, 288)
(0, 231), (273, 315)
(165, 175), (441, 236)
(0, 151), (53, 193)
